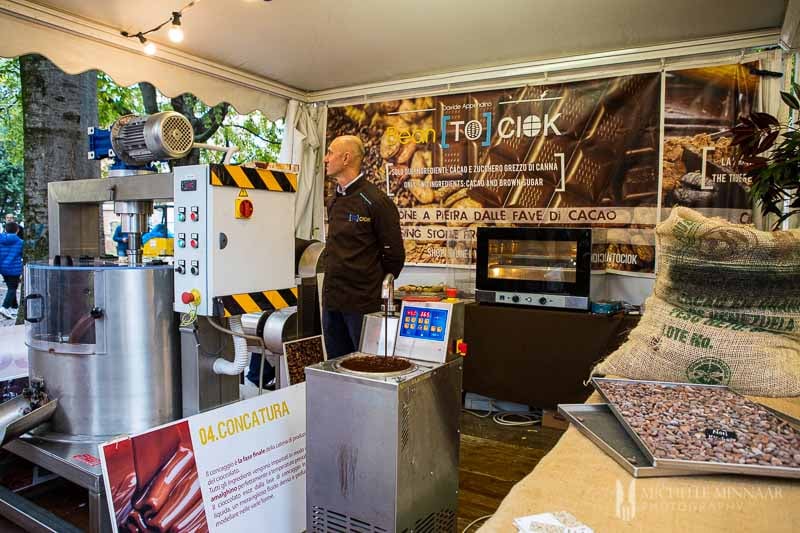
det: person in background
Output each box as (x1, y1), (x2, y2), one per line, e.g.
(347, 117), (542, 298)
(3, 214), (23, 237)
(141, 222), (171, 244)
(112, 224), (128, 257)
(0, 222), (23, 319)
(321, 135), (405, 358)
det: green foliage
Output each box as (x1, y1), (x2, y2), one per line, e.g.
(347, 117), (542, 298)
(202, 112), (282, 164)
(0, 58), (23, 216)
(97, 72), (144, 127)
(0, 145), (23, 216)
(732, 84), (800, 229)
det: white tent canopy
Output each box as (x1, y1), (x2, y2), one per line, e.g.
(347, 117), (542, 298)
(0, 0), (793, 109)
(0, 0), (301, 118)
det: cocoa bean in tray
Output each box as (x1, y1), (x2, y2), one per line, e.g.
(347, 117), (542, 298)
(594, 380), (800, 469)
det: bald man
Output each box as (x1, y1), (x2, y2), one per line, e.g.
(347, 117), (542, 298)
(322, 135), (405, 358)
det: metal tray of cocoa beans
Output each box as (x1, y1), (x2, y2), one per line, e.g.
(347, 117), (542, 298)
(557, 404), (702, 478)
(591, 378), (800, 479)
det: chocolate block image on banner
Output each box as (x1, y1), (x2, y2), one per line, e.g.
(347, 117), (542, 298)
(538, 73), (661, 210)
(508, 80), (608, 208)
(467, 151), (518, 207)
(506, 176), (557, 213)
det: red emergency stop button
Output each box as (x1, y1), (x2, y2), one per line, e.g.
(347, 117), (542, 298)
(238, 199), (253, 219)
(181, 289), (201, 305)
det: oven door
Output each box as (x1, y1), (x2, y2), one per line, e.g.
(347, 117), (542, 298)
(476, 227), (592, 297)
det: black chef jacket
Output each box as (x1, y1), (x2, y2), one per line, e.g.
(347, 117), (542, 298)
(323, 176), (405, 314)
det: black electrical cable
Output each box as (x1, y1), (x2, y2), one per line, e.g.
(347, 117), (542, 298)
(120, 1), (198, 42)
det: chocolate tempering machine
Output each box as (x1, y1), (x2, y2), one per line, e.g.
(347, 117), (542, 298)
(0, 112), (323, 532)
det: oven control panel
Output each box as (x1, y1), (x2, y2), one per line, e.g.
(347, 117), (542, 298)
(476, 289), (589, 311)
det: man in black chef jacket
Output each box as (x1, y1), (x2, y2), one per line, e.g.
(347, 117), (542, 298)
(322, 135), (405, 359)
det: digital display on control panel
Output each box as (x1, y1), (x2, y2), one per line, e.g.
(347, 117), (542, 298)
(180, 179), (197, 192)
(399, 306), (448, 342)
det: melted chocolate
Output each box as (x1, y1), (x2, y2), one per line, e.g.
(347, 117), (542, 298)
(148, 469), (201, 532)
(135, 447), (195, 517)
(169, 497), (207, 533)
(126, 509), (147, 532)
(113, 472), (136, 525)
(131, 430), (180, 492)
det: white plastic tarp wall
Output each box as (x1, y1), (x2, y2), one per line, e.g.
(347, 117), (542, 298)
(280, 100), (328, 241)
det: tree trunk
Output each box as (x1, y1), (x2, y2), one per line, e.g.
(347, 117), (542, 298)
(20, 55), (99, 263)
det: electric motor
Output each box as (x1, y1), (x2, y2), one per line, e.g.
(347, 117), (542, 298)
(110, 111), (194, 165)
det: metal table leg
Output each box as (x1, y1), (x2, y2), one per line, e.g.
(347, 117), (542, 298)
(88, 488), (112, 533)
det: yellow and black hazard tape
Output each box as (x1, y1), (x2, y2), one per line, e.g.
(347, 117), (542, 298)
(213, 287), (299, 318)
(209, 164), (297, 193)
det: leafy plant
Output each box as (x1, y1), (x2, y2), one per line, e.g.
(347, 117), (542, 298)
(732, 83), (800, 229)
(0, 58), (23, 216)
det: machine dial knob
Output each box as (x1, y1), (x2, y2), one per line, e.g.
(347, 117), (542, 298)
(190, 266), (199, 275)
(175, 265), (185, 275)
(511, 295), (520, 303)
(539, 297), (548, 305)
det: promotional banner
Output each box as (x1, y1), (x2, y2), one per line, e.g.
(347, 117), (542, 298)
(661, 63), (759, 226)
(327, 73), (662, 273)
(100, 384), (306, 533)
(326, 63), (760, 275)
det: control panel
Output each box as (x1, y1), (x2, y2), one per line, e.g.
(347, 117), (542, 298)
(476, 289), (589, 311)
(174, 171), (208, 315)
(173, 165), (295, 316)
(393, 300), (465, 364)
(399, 306), (448, 342)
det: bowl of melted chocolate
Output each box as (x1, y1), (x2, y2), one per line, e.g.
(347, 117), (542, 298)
(335, 353), (416, 378)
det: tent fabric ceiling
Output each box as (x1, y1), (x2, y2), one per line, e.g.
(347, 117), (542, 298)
(0, 0), (788, 112)
(17, 0), (787, 94)
(0, 1), (295, 118)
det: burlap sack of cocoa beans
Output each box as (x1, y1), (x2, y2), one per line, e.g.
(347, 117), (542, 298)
(594, 207), (800, 396)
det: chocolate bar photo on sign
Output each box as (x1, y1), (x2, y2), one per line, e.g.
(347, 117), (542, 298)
(101, 421), (209, 533)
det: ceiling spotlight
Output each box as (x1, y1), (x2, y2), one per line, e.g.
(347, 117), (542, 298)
(168, 12), (184, 43)
(138, 34), (157, 56)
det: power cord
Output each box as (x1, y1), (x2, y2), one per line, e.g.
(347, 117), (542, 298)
(493, 412), (541, 427)
(463, 401), (542, 427)
(180, 302), (198, 327)
(462, 513), (493, 533)
(463, 400), (494, 419)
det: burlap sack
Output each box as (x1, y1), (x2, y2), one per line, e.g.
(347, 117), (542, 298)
(594, 207), (800, 396)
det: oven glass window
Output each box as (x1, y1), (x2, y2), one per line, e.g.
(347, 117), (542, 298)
(487, 239), (578, 283)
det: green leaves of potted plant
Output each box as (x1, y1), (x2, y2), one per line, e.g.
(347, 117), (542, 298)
(732, 84), (800, 229)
